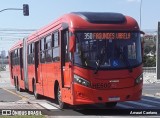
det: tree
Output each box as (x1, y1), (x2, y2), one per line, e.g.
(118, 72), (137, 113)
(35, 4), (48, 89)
(144, 46), (152, 54)
(143, 55), (156, 67)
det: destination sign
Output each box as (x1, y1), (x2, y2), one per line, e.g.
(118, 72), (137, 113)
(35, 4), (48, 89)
(83, 32), (131, 40)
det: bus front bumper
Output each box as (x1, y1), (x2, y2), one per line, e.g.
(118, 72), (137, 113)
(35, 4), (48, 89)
(73, 83), (142, 105)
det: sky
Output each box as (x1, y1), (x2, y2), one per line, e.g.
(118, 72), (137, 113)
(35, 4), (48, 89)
(0, 0), (160, 52)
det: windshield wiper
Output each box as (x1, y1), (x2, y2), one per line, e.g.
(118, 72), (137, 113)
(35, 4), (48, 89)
(94, 60), (100, 74)
(94, 50), (106, 74)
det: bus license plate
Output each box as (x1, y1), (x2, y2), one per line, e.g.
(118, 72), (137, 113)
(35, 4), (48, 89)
(108, 97), (120, 101)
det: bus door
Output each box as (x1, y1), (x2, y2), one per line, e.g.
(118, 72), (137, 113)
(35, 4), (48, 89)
(61, 29), (71, 88)
(10, 52), (14, 79)
(35, 41), (40, 83)
(39, 38), (46, 95)
(20, 48), (24, 81)
(34, 41), (43, 95)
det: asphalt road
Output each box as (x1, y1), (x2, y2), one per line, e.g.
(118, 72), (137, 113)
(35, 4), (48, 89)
(5, 89), (160, 116)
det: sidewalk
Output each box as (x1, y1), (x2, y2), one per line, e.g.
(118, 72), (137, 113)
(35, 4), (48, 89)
(143, 72), (160, 97)
(143, 72), (160, 84)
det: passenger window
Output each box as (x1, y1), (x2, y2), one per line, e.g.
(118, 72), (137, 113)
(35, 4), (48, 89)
(40, 38), (45, 63)
(52, 31), (60, 62)
(45, 35), (52, 62)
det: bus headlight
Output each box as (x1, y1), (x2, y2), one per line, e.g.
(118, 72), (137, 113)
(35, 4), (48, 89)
(135, 74), (143, 85)
(74, 74), (91, 87)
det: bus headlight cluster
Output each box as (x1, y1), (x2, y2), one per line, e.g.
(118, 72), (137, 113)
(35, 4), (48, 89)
(135, 74), (143, 85)
(74, 74), (90, 87)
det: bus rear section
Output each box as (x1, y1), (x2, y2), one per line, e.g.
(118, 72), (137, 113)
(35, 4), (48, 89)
(9, 41), (25, 91)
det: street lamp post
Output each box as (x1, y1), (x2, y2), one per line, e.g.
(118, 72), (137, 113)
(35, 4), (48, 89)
(0, 4), (29, 16)
(140, 0), (143, 29)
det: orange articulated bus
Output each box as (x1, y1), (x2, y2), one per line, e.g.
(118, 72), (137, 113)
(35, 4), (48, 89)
(9, 12), (144, 109)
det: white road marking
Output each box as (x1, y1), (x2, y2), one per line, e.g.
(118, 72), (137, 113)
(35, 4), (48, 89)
(117, 103), (134, 109)
(126, 101), (155, 108)
(142, 98), (160, 105)
(38, 102), (59, 109)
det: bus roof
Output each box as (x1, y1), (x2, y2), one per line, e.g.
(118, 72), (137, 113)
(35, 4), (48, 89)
(64, 12), (139, 30)
(9, 40), (23, 52)
(71, 12), (126, 24)
(28, 12), (139, 42)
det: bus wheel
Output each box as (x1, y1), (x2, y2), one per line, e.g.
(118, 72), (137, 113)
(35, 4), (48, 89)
(57, 86), (68, 109)
(105, 102), (117, 108)
(33, 82), (40, 99)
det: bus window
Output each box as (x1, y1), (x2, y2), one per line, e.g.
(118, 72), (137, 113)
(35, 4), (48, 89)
(40, 38), (45, 63)
(52, 31), (60, 62)
(45, 35), (52, 62)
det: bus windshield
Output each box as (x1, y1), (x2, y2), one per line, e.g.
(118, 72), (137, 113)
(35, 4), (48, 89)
(74, 32), (142, 70)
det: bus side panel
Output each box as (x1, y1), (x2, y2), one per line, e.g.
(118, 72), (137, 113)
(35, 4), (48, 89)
(47, 63), (61, 98)
(46, 63), (54, 98)
(19, 48), (25, 90)
(14, 65), (21, 85)
(42, 64), (47, 96)
(9, 52), (14, 86)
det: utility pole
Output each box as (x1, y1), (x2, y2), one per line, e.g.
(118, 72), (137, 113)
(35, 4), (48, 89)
(140, 0), (143, 29)
(156, 22), (160, 80)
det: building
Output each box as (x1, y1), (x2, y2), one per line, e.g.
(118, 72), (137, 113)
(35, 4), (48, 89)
(1, 50), (6, 58)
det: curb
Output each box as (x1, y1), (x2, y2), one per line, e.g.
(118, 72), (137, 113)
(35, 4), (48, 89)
(155, 93), (160, 96)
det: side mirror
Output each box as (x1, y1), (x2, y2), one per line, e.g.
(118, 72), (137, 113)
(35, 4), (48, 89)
(140, 31), (145, 35)
(141, 35), (144, 60)
(69, 35), (76, 52)
(141, 39), (144, 56)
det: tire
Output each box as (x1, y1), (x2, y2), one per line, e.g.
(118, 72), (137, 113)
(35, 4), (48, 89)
(33, 81), (40, 99)
(105, 102), (117, 108)
(57, 86), (68, 109)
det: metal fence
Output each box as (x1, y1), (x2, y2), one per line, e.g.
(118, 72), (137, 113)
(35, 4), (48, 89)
(0, 58), (9, 64)
(143, 67), (156, 73)
(0, 59), (8, 71)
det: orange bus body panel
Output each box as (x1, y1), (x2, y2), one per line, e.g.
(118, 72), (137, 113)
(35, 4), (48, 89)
(72, 65), (142, 105)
